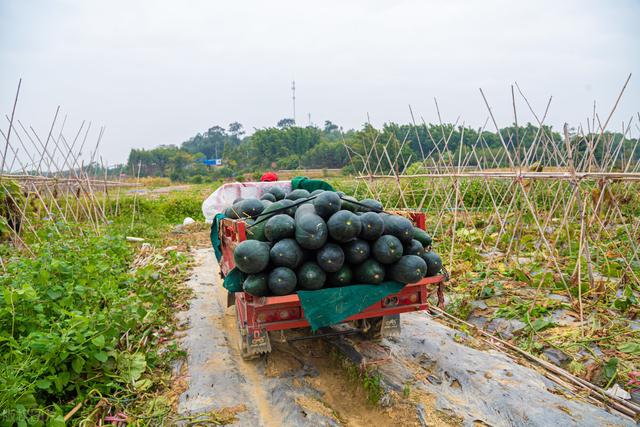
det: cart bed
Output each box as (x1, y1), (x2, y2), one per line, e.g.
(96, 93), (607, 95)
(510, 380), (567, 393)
(217, 211), (445, 359)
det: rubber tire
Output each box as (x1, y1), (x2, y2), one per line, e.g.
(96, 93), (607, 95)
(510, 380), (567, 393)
(358, 316), (383, 342)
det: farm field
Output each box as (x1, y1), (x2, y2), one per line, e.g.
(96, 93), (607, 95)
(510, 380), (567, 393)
(3, 1), (640, 424)
(4, 174), (639, 424)
(335, 175), (639, 386)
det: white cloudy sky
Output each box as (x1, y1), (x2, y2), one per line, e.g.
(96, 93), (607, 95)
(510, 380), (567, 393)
(1, 0), (639, 166)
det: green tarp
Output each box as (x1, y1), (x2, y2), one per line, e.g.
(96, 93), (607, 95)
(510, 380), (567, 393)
(210, 215), (245, 292)
(210, 213), (226, 262)
(297, 282), (404, 331)
(291, 176), (335, 192)
(223, 267), (245, 293)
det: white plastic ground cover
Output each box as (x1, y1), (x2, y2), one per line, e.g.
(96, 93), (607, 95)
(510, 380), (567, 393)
(202, 180), (292, 222)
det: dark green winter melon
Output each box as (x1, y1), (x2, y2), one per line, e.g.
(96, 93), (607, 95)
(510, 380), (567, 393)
(295, 213), (328, 250)
(270, 238), (304, 269)
(268, 267), (297, 295)
(372, 235), (403, 264)
(327, 265), (353, 287)
(249, 201), (284, 240)
(311, 189), (325, 196)
(296, 261), (326, 290)
(243, 273), (269, 296)
(413, 227), (433, 247)
(359, 212), (384, 241)
(383, 215), (414, 243)
(260, 199), (292, 218)
(388, 255), (427, 284)
(313, 191), (341, 219)
(343, 239), (370, 264)
(353, 259), (385, 284)
(260, 200), (284, 215)
(395, 217), (414, 243)
(286, 189), (311, 200)
(238, 198), (264, 218)
(404, 239), (425, 257)
(279, 199), (297, 216)
(246, 218), (267, 241)
(264, 214), (295, 241)
(260, 192), (276, 202)
(327, 210), (362, 242)
(261, 200), (273, 209)
(421, 251), (443, 277)
(225, 205), (240, 219)
(233, 240), (270, 273)
(359, 198), (383, 212)
(340, 196), (359, 212)
(233, 197), (244, 204)
(294, 203), (316, 220)
(266, 186), (286, 201)
(316, 243), (345, 273)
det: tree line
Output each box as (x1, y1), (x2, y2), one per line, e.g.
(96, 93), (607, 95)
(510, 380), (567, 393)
(125, 119), (639, 182)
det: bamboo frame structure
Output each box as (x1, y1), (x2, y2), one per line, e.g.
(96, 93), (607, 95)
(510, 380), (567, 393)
(0, 80), (135, 250)
(344, 75), (640, 328)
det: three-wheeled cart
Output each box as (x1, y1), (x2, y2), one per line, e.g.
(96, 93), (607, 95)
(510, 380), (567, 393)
(217, 210), (446, 360)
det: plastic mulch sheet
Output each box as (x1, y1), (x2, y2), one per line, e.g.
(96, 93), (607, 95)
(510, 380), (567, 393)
(297, 282), (404, 331)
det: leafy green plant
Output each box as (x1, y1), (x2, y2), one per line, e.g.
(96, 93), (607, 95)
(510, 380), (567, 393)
(612, 285), (638, 312)
(604, 357), (619, 386)
(618, 342), (640, 355)
(0, 226), (189, 425)
(362, 371), (384, 405)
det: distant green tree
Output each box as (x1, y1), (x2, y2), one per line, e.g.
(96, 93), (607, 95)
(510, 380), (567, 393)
(127, 119), (629, 182)
(323, 120), (338, 133)
(277, 118), (296, 129)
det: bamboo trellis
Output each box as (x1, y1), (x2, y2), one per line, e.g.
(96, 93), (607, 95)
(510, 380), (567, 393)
(0, 79), (134, 253)
(345, 75), (640, 320)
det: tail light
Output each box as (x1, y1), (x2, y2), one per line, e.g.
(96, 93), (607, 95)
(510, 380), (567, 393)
(382, 292), (420, 307)
(256, 308), (301, 323)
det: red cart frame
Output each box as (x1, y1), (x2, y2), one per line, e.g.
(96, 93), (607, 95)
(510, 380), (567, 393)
(218, 212), (445, 359)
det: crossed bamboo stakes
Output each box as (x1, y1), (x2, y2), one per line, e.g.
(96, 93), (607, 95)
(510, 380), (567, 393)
(0, 79), (133, 258)
(344, 74), (639, 328)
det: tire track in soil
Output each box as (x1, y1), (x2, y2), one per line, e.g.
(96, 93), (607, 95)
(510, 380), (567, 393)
(266, 338), (424, 427)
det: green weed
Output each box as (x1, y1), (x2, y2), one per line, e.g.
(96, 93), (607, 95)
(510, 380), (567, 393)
(0, 225), (190, 425)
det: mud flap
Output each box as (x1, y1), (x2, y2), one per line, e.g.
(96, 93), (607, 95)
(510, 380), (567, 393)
(381, 314), (401, 338)
(227, 291), (235, 307)
(241, 327), (271, 360)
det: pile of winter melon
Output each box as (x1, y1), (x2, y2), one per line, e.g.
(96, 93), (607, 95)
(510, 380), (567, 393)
(227, 187), (443, 297)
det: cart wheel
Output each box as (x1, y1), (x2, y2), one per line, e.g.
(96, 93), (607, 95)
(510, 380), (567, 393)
(359, 316), (384, 341)
(359, 315), (401, 341)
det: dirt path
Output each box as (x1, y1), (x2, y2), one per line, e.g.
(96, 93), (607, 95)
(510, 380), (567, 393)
(177, 249), (342, 426)
(177, 247), (635, 427)
(176, 249), (283, 426)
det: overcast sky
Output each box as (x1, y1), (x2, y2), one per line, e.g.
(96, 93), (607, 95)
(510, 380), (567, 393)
(1, 0), (639, 166)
